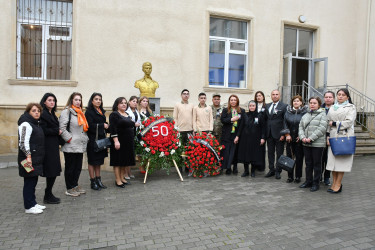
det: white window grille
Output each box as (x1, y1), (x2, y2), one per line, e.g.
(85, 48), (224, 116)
(209, 17), (248, 89)
(16, 0), (73, 80)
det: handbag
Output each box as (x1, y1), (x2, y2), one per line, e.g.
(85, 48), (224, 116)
(277, 155), (295, 173)
(59, 111), (71, 146)
(94, 124), (111, 152)
(329, 122), (356, 155)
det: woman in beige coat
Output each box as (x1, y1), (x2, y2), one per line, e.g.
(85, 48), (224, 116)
(59, 92), (89, 197)
(326, 88), (356, 193)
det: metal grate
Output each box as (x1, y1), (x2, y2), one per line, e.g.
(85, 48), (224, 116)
(16, 0), (73, 80)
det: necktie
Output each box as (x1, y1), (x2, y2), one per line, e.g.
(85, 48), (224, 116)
(271, 103), (276, 114)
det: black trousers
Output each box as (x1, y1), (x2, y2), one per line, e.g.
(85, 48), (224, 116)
(23, 176), (38, 209)
(286, 141), (304, 179)
(180, 131), (193, 147)
(267, 137), (285, 172)
(303, 146), (324, 185)
(64, 152), (83, 190)
(321, 146), (331, 179)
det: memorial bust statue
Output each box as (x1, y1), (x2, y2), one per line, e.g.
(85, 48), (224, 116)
(134, 62), (159, 97)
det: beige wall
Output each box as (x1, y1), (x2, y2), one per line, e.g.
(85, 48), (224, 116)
(0, 0), (374, 154)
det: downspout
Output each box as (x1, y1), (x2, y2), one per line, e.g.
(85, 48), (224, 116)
(364, 0), (372, 93)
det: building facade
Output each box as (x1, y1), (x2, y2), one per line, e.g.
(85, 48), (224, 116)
(1, 0), (374, 154)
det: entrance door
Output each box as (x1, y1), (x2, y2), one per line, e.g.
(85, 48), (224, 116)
(282, 55), (328, 101)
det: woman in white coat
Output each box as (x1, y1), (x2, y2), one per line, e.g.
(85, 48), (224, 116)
(326, 88), (356, 193)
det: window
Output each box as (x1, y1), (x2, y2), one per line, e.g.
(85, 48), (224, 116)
(284, 27), (313, 58)
(209, 17), (248, 88)
(17, 0), (73, 80)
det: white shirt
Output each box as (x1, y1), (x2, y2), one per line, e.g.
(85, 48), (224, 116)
(268, 101), (279, 113)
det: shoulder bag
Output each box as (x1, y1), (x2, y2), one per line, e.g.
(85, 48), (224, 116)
(329, 122), (356, 155)
(277, 155), (295, 173)
(94, 124), (111, 152)
(59, 111), (71, 146)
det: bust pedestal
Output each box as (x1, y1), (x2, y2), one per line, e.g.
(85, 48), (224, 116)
(148, 97), (160, 115)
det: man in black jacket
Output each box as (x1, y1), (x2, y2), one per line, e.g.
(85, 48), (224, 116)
(264, 89), (287, 179)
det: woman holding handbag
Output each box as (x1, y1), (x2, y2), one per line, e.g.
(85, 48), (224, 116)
(281, 95), (308, 183)
(326, 89), (356, 193)
(298, 97), (327, 192)
(85, 93), (109, 191)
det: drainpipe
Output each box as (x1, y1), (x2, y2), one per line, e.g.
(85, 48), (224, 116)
(364, 0), (372, 93)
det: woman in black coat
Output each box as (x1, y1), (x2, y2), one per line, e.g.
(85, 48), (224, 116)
(39, 93), (62, 204)
(18, 103), (46, 214)
(85, 93), (109, 190)
(281, 95), (308, 183)
(220, 95), (245, 175)
(235, 101), (266, 177)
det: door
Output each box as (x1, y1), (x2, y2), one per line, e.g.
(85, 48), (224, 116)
(310, 57), (328, 92)
(282, 53), (292, 101)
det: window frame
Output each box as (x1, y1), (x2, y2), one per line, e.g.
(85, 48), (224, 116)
(16, 1), (73, 81)
(209, 18), (249, 89)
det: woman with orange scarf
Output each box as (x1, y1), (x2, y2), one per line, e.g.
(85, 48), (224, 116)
(59, 92), (89, 197)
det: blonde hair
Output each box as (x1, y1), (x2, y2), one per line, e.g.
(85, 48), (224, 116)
(138, 96), (152, 114)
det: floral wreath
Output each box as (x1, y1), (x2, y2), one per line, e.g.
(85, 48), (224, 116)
(184, 132), (223, 178)
(135, 115), (183, 174)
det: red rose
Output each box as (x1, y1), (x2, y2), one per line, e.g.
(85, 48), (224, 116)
(151, 150), (155, 154)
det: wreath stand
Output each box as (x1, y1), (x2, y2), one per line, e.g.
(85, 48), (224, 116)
(143, 160), (184, 184)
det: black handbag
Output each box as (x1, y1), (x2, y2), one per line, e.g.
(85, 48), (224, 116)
(94, 124), (111, 152)
(277, 155), (295, 173)
(329, 123), (356, 155)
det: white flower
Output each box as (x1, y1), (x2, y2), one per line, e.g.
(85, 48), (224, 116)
(140, 124), (144, 129)
(159, 152), (165, 157)
(154, 114), (160, 117)
(140, 141), (144, 146)
(178, 141), (181, 146)
(171, 149), (175, 155)
(145, 147), (150, 152)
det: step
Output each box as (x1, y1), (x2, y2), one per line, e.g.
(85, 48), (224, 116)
(356, 138), (375, 144)
(355, 146), (375, 155)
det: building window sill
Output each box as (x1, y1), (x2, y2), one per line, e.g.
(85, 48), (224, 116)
(8, 79), (78, 87)
(203, 86), (253, 94)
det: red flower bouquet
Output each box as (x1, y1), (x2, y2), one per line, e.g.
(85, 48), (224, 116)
(135, 115), (183, 174)
(184, 132), (223, 178)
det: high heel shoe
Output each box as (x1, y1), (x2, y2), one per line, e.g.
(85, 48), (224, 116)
(115, 182), (125, 188)
(328, 184), (342, 193)
(122, 181), (131, 185)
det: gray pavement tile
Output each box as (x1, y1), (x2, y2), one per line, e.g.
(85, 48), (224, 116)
(1, 156), (375, 249)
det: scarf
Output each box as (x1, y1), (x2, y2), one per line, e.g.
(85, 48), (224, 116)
(333, 100), (348, 111)
(71, 106), (89, 132)
(231, 108), (238, 133)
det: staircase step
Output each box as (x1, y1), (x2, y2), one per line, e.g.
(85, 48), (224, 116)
(355, 146), (375, 155)
(356, 138), (375, 145)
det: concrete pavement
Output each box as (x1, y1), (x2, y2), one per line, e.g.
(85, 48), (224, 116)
(0, 155), (374, 249)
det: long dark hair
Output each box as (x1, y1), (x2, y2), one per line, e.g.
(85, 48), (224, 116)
(337, 88), (353, 104)
(112, 97), (127, 111)
(40, 93), (57, 113)
(87, 92), (105, 113)
(254, 91), (266, 107)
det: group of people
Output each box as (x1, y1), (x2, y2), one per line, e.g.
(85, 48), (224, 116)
(173, 88), (356, 193)
(18, 87), (356, 214)
(18, 93), (152, 214)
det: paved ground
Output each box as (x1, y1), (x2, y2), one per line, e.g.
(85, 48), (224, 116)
(0, 155), (375, 250)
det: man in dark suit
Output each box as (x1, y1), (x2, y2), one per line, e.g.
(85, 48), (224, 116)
(264, 89), (287, 179)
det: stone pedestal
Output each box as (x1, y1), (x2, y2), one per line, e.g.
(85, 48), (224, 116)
(149, 97), (160, 115)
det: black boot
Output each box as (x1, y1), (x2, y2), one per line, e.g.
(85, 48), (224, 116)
(96, 176), (107, 189)
(44, 190), (61, 204)
(90, 178), (101, 191)
(250, 165), (255, 177)
(241, 164), (249, 177)
(232, 164), (238, 174)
